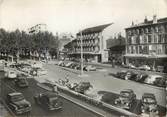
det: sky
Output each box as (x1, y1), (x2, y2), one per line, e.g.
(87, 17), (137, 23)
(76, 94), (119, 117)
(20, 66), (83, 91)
(0, 0), (167, 37)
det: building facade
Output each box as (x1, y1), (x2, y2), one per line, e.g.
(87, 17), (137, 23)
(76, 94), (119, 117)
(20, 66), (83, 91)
(68, 23), (113, 63)
(107, 34), (126, 65)
(58, 33), (74, 60)
(28, 24), (47, 34)
(125, 16), (167, 70)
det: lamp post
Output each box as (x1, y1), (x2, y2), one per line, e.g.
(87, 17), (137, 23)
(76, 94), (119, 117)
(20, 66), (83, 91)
(80, 30), (84, 76)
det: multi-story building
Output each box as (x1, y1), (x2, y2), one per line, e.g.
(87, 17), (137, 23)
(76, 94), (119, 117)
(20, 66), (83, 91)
(125, 16), (167, 70)
(28, 24), (47, 34)
(69, 23), (113, 63)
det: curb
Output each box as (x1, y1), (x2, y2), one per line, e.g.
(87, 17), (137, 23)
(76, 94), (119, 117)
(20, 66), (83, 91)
(36, 83), (106, 117)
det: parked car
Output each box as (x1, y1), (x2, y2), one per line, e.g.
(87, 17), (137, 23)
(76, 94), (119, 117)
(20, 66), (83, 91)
(153, 76), (166, 88)
(57, 61), (62, 66)
(125, 71), (137, 80)
(15, 77), (29, 88)
(122, 63), (136, 69)
(134, 73), (148, 83)
(6, 92), (31, 114)
(141, 93), (158, 114)
(4, 71), (17, 79)
(83, 65), (96, 71)
(31, 62), (43, 68)
(114, 89), (136, 110)
(65, 62), (73, 67)
(59, 62), (65, 67)
(74, 82), (93, 94)
(128, 63), (136, 69)
(37, 68), (47, 75)
(69, 63), (77, 69)
(138, 65), (151, 71)
(116, 70), (127, 79)
(21, 66), (32, 74)
(116, 70), (136, 80)
(144, 75), (164, 85)
(34, 93), (62, 111)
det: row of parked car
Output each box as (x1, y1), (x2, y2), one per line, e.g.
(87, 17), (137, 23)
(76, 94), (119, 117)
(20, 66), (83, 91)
(57, 61), (96, 71)
(3, 66), (62, 115)
(123, 63), (166, 73)
(115, 70), (166, 88)
(115, 89), (158, 114)
(8, 62), (47, 76)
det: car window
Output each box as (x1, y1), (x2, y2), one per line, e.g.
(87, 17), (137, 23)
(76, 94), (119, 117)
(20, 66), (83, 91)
(11, 94), (24, 102)
(120, 92), (130, 97)
(143, 97), (156, 104)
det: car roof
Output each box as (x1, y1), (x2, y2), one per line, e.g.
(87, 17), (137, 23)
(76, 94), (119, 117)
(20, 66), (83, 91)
(121, 89), (133, 92)
(121, 89), (133, 93)
(8, 92), (22, 96)
(142, 93), (155, 98)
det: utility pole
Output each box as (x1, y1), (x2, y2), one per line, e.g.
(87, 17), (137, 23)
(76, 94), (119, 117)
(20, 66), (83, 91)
(80, 30), (83, 76)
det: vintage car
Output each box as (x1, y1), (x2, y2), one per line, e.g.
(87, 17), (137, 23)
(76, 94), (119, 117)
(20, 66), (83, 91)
(116, 70), (128, 79)
(6, 92), (31, 114)
(4, 70), (17, 79)
(134, 73), (148, 83)
(153, 76), (166, 88)
(34, 93), (62, 111)
(83, 65), (96, 71)
(138, 65), (151, 71)
(15, 77), (29, 88)
(144, 75), (164, 85)
(116, 70), (137, 80)
(114, 89), (136, 110)
(141, 93), (158, 114)
(65, 62), (73, 67)
(74, 82), (93, 94)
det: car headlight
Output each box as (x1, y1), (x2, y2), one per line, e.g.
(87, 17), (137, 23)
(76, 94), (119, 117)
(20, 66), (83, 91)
(126, 103), (129, 106)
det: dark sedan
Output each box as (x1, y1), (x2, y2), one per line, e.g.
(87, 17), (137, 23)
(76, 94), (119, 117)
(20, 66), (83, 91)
(6, 92), (31, 114)
(34, 93), (62, 111)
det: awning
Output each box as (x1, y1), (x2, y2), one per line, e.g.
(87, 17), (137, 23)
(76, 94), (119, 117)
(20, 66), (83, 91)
(124, 54), (167, 58)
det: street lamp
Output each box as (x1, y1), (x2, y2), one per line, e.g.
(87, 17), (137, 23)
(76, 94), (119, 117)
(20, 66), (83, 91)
(80, 30), (84, 76)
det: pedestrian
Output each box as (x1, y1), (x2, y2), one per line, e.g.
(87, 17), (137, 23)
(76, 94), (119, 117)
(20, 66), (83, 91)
(112, 59), (115, 68)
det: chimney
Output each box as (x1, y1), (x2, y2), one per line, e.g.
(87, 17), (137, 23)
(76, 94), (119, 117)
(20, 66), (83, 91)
(132, 21), (134, 26)
(153, 15), (157, 24)
(144, 16), (148, 23)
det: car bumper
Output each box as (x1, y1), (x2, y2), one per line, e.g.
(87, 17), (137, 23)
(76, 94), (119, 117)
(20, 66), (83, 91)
(15, 107), (31, 114)
(115, 104), (130, 110)
(49, 106), (62, 111)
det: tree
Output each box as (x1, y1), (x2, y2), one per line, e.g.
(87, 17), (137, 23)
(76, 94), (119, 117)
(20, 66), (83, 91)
(0, 28), (59, 60)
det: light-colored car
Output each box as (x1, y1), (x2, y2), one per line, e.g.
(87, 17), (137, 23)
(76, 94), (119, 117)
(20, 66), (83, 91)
(5, 71), (17, 79)
(31, 62), (43, 69)
(138, 65), (151, 71)
(128, 63), (136, 69)
(84, 65), (96, 71)
(22, 67), (32, 73)
(144, 75), (164, 84)
(37, 68), (47, 75)
(65, 62), (73, 67)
